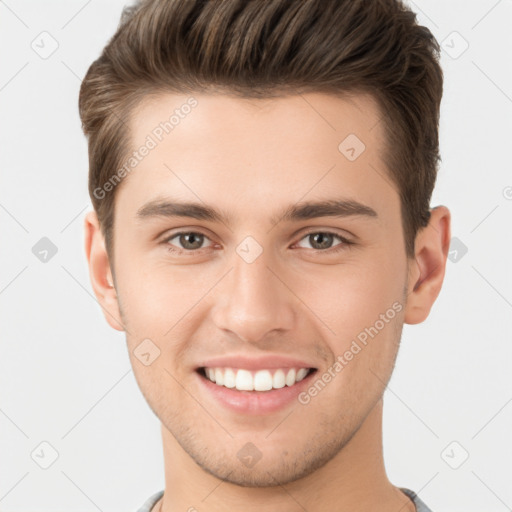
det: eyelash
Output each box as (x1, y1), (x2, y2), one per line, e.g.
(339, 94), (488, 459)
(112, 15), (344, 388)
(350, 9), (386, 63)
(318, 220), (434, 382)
(160, 229), (353, 256)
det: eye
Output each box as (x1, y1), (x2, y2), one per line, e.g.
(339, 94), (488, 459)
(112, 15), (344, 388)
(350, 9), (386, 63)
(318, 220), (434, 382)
(161, 229), (353, 256)
(163, 231), (213, 254)
(295, 231), (352, 252)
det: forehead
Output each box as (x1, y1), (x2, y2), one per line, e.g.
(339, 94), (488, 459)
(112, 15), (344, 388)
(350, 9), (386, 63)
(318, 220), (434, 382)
(117, 91), (395, 220)
(129, 90), (385, 152)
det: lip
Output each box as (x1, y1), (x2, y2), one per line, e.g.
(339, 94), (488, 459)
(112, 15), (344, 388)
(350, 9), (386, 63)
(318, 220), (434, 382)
(195, 367), (318, 415)
(194, 354), (318, 371)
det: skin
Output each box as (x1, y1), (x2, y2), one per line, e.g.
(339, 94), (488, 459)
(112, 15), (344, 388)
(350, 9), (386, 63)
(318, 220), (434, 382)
(85, 91), (450, 512)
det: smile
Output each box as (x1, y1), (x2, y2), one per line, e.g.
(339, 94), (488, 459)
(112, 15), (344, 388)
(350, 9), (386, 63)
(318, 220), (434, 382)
(198, 367), (316, 392)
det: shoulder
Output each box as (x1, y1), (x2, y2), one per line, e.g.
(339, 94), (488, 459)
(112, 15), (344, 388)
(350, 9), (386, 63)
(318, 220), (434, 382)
(400, 487), (434, 512)
(135, 490), (164, 512)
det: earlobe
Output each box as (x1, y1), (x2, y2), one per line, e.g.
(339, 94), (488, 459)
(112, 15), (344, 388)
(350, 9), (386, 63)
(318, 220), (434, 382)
(84, 210), (125, 332)
(404, 206), (451, 325)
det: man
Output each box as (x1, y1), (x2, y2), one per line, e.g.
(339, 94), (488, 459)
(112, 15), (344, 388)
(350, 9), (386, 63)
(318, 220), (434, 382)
(80, 1), (450, 510)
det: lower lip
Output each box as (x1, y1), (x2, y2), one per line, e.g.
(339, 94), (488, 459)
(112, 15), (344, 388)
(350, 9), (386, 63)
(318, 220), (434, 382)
(195, 369), (317, 415)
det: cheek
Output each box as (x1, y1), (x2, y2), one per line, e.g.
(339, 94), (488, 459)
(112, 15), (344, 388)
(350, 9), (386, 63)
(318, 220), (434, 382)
(116, 256), (202, 323)
(295, 257), (404, 339)
(298, 252), (406, 394)
(114, 259), (217, 369)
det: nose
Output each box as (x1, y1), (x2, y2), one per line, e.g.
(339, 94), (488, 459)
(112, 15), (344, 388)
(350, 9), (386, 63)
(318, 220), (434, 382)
(211, 247), (295, 344)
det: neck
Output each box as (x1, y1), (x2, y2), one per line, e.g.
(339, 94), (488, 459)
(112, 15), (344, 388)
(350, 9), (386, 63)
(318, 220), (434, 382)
(157, 398), (415, 512)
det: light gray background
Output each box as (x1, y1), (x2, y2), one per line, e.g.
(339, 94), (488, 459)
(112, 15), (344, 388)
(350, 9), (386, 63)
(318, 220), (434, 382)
(1, 1), (511, 511)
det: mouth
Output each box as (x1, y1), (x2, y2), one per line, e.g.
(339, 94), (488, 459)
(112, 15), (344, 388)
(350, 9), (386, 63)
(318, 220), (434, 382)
(193, 356), (320, 414)
(196, 366), (318, 392)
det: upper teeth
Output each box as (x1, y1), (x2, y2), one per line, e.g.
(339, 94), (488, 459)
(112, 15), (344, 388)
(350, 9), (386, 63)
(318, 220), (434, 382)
(204, 367), (310, 391)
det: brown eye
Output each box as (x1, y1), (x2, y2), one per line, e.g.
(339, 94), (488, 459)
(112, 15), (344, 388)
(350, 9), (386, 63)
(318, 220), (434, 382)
(177, 232), (204, 250)
(308, 233), (335, 250)
(163, 231), (213, 253)
(296, 231), (349, 251)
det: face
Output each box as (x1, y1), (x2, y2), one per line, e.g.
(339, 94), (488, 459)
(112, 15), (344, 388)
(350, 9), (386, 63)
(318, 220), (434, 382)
(95, 91), (424, 486)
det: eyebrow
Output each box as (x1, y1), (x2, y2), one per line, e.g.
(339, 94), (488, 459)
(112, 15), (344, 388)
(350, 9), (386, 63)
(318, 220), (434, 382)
(136, 197), (378, 228)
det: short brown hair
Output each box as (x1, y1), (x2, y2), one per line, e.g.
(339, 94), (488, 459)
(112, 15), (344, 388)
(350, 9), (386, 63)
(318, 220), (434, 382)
(79, 0), (443, 259)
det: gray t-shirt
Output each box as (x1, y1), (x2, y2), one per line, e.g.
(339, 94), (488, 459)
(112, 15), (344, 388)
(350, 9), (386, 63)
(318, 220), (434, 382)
(136, 487), (433, 512)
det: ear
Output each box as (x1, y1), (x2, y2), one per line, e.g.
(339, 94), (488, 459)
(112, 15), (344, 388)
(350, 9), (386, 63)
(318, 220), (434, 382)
(404, 206), (451, 325)
(84, 210), (124, 331)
